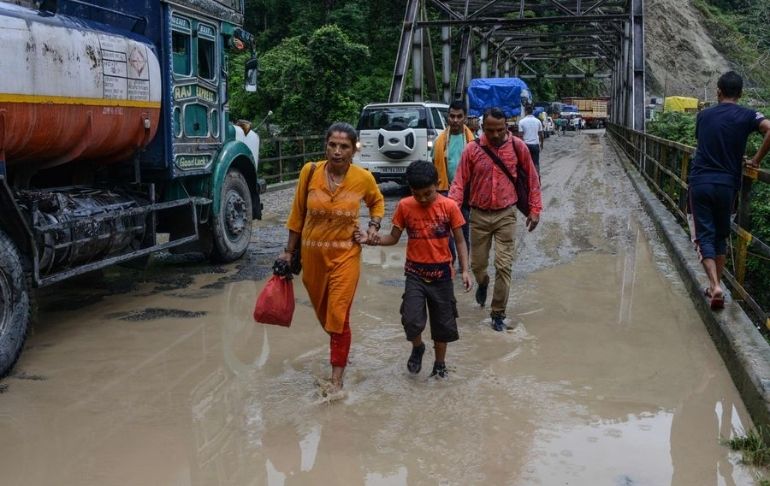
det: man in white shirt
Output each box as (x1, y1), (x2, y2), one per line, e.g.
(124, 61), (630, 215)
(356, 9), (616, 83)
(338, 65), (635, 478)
(518, 105), (544, 174)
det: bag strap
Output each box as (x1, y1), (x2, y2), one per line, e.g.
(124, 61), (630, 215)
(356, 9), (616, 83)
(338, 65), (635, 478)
(475, 138), (517, 188)
(302, 163), (317, 218)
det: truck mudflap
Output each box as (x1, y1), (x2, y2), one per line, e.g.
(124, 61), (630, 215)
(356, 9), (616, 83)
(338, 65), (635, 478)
(30, 195), (211, 287)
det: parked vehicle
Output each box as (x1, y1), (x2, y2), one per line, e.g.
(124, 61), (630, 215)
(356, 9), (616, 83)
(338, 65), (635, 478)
(354, 102), (448, 184)
(562, 97), (609, 128)
(0, 0), (263, 377)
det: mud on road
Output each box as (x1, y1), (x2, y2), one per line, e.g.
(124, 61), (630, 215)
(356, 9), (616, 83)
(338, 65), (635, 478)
(0, 130), (760, 485)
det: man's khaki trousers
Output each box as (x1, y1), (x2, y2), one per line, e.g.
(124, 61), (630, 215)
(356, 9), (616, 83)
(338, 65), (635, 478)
(469, 206), (517, 317)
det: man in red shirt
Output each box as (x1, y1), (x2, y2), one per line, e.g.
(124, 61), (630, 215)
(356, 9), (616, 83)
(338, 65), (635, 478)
(449, 107), (543, 331)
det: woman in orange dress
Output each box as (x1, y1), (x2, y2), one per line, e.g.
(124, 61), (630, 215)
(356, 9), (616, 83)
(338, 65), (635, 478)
(278, 122), (385, 395)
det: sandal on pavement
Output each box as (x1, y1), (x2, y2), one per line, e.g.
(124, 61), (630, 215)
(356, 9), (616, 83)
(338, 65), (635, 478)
(704, 287), (725, 310)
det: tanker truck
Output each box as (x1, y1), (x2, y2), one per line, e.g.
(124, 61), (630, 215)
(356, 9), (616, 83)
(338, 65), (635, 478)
(0, 0), (265, 377)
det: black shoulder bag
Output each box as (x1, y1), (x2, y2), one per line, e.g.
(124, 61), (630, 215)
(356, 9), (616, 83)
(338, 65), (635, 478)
(290, 163), (317, 274)
(475, 139), (530, 216)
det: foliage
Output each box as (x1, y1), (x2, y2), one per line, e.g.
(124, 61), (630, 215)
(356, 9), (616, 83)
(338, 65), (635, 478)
(228, 25), (369, 135)
(234, 0), (411, 132)
(646, 112), (697, 145)
(724, 427), (770, 467)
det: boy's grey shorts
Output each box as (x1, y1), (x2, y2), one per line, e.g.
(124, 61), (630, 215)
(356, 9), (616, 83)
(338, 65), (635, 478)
(400, 274), (459, 343)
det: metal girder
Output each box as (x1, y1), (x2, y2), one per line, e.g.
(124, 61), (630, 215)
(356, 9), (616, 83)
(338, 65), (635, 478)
(388, 0), (420, 103)
(632, 0), (645, 130)
(519, 73), (612, 79)
(416, 14), (628, 26)
(391, 0), (643, 131)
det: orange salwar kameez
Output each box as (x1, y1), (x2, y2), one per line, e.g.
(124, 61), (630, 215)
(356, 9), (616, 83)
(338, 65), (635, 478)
(286, 161), (384, 366)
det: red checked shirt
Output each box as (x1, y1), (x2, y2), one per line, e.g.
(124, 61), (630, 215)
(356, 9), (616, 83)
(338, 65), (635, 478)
(448, 134), (543, 216)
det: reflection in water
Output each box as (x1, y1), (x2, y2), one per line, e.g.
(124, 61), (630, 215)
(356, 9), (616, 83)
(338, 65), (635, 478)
(616, 223), (640, 326)
(299, 425), (321, 472)
(670, 367), (745, 485)
(365, 466), (408, 485)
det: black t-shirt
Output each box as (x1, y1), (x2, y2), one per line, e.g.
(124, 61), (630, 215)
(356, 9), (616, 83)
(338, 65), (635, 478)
(689, 103), (765, 189)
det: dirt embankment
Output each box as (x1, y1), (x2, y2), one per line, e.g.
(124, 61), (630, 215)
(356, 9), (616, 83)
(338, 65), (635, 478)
(645, 0), (732, 99)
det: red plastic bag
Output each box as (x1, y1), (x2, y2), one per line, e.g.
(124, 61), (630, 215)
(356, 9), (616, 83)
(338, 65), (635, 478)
(253, 275), (295, 326)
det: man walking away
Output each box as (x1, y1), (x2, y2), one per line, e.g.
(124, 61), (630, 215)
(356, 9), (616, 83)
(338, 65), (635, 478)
(518, 105), (544, 174)
(434, 100), (476, 265)
(449, 108), (543, 331)
(689, 71), (770, 309)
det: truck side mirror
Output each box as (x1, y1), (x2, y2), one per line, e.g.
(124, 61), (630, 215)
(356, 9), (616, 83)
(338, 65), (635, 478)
(245, 58), (258, 93)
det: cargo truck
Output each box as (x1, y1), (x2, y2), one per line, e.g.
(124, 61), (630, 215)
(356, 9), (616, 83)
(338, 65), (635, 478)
(562, 97), (609, 128)
(0, 0), (264, 377)
(467, 77), (532, 119)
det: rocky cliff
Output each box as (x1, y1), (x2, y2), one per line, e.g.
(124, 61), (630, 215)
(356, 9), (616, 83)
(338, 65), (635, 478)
(645, 0), (732, 99)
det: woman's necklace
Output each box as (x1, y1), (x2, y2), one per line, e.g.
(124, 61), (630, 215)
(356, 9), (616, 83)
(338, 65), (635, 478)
(326, 166), (345, 190)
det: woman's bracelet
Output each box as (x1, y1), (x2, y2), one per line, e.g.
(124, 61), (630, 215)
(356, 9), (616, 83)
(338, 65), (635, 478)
(368, 220), (381, 230)
(284, 247), (296, 254)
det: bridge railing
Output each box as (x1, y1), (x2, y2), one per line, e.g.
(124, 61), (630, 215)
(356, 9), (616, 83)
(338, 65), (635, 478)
(258, 135), (326, 184)
(607, 123), (770, 330)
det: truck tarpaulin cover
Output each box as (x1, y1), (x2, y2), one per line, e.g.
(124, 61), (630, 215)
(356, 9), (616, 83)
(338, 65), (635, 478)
(468, 78), (531, 118)
(664, 96), (699, 112)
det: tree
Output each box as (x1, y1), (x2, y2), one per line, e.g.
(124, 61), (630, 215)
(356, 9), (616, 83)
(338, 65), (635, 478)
(230, 24), (369, 134)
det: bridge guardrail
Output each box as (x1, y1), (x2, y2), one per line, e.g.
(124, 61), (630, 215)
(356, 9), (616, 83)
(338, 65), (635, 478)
(259, 135), (325, 184)
(607, 123), (770, 330)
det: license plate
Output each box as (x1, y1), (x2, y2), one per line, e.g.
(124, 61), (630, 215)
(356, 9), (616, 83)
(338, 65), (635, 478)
(378, 167), (406, 174)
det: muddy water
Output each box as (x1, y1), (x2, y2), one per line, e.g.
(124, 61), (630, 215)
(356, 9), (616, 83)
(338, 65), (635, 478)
(0, 131), (758, 485)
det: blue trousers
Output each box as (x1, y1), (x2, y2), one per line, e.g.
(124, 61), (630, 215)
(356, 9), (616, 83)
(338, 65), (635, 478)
(688, 183), (734, 260)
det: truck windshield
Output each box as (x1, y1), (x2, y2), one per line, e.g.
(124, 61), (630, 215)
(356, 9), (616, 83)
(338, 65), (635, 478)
(358, 107), (427, 130)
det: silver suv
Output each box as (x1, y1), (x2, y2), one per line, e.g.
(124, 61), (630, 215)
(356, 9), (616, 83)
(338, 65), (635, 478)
(354, 102), (448, 184)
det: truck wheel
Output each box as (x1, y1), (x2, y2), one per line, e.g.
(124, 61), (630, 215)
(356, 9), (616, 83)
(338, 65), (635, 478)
(0, 230), (30, 378)
(211, 169), (253, 263)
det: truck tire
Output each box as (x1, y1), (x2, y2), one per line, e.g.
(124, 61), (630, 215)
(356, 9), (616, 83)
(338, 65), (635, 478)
(0, 230), (30, 378)
(211, 169), (253, 263)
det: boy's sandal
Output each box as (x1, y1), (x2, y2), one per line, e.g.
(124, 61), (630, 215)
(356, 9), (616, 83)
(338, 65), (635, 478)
(407, 343), (425, 374)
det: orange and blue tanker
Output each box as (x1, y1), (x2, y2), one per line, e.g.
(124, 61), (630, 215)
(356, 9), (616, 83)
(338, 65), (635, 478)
(0, 4), (162, 171)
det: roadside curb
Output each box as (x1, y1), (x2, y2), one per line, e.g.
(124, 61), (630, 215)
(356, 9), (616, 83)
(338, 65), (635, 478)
(608, 135), (770, 431)
(265, 180), (298, 194)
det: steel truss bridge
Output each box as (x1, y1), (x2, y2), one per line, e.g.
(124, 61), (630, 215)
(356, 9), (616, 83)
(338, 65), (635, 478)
(389, 0), (645, 130)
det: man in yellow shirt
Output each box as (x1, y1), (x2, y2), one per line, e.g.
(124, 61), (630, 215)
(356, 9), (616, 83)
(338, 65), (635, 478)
(433, 100), (476, 265)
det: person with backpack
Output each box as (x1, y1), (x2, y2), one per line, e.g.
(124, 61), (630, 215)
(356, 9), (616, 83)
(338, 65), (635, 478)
(448, 108), (543, 332)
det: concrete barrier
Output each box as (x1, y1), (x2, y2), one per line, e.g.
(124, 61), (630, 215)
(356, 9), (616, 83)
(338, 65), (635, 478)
(608, 135), (770, 432)
(264, 180), (299, 194)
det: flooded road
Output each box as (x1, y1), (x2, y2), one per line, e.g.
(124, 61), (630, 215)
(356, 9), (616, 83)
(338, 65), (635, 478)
(0, 130), (758, 485)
